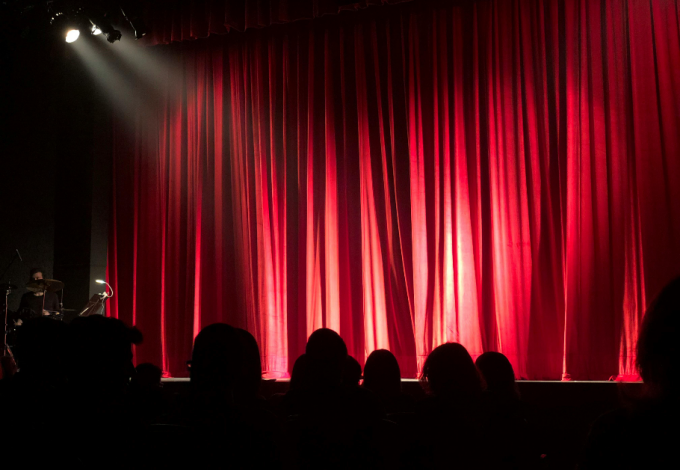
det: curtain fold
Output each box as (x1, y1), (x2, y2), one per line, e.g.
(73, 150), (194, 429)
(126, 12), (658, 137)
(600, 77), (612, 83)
(109, 0), (680, 379)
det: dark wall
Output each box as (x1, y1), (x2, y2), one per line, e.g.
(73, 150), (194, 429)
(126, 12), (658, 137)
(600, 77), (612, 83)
(1, 27), (110, 313)
(0, 35), (58, 311)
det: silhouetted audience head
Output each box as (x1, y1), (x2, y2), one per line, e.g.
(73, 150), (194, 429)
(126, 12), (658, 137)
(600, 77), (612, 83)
(66, 315), (142, 390)
(190, 323), (242, 394)
(476, 351), (519, 397)
(363, 349), (402, 397)
(133, 362), (163, 390)
(342, 355), (362, 387)
(305, 328), (347, 386)
(289, 353), (309, 391)
(637, 276), (680, 397)
(235, 327), (262, 400)
(14, 316), (68, 379)
(421, 342), (482, 397)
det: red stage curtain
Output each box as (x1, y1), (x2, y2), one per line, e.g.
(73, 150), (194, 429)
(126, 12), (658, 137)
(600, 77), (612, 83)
(108, 0), (680, 379)
(139, 0), (410, 46)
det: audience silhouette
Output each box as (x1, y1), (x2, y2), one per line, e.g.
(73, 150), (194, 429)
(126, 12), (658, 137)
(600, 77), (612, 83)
(416, 342), (485, 469)
(289, 352), (309, 391)
(342, 354), (362, 387)
(476, 351), (538, 469)
(283, 328), (385, 468)
(363, 348), (415, 414)
(0, 317), (73, 466)
(580, 276), (680, 468)
(130, 362), (165, 425)
(4, 277), (679, 469)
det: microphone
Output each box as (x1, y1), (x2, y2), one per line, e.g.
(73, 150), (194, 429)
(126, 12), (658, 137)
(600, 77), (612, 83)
(15, 249), (22, 262)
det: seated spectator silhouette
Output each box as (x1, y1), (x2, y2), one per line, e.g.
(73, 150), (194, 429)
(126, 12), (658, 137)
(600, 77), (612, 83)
(416, 343), (486, 469)
(174, 323), (281, 468)
(130, 362), (165, 425)
(0, 317), (76, 466)
(283, 328), (385, 468)
(63, 315), (143, 468)
(269, 352), (308, 418)
(476, 351), (538, 469)
(363, 349), (415, 414)
(580, 276), (680, 469)
(290, 352), (309, 391)
(342, 355), (362, 387)
(476, 352), (519, 399)
(234, 327), (284, 465)
(234, 327), (263, 403)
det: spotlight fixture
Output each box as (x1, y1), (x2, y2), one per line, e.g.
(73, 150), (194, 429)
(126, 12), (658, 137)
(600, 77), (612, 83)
(50, 10), (83, 43)
(65, 28), (80, 43)
(86, 10), (122, 43)
(91, 24), (102, 35)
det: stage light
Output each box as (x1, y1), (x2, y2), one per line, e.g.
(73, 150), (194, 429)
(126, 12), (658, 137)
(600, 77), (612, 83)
(51, 11), (81, 43)
(65, 29), (80, 43)
(104, 29), (122, 43)
(86, 10), (122, 43)
(95, 280), (105, 284)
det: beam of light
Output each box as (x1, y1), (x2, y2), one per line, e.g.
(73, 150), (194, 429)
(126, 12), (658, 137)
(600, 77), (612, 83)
(106, 33), (184, 97)
(66, 29), (80, 43)
(69, 36), (155, 136)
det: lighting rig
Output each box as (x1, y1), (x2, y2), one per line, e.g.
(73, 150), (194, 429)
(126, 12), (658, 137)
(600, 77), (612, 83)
(1, 1), (147, 43)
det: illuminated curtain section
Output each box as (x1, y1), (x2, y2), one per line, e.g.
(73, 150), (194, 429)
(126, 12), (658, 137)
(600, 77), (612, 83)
(108, 0), (680, 379)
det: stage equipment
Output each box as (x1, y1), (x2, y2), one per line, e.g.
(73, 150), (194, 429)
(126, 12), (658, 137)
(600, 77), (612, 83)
(26, 278), (65, 320)
(120, 3), (146, 39)
(26, 278), (65, 293)
(3, 1), (147, 44)
(65, 28), (79, 42)
(76, 280), (113, 317)
(85, 10), (121, 43)
(79, 294), (108, 317)
(2, 283), (16, 357)
(1, 249), (22, 357)
(95, 279), (114, 298)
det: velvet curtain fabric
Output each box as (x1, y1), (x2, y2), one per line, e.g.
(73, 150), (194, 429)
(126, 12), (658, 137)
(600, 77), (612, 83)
(108, 0), (680, 379)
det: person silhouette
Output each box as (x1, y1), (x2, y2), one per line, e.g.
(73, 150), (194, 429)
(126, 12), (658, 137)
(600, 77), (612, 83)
(342, 355), (362, 387)
(363, 349), (415, 414)
(179, 323), (281, 468)
(416, 343), (485, 469)
(0, 317), (74, 466)
(476, 351), (538, 469)
(63, 315), (143, 468)
(283, 328), (385, 468)
(580, 276), (680, 469)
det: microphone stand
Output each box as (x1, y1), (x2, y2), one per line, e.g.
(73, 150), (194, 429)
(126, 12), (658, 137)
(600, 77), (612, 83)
(1, 250), (21, 358)
(3, 283), (13, 358)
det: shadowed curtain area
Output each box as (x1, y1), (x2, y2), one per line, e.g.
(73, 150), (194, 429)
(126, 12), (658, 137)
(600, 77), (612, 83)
(107, 0), (680, 379)
(138, 0), (411, 45)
